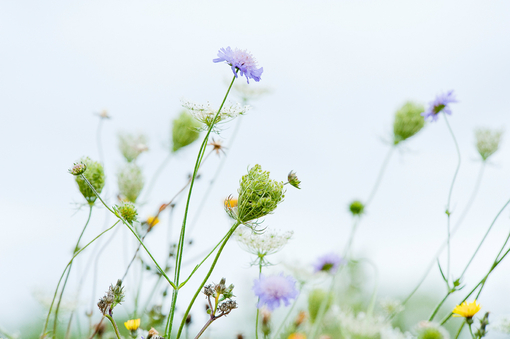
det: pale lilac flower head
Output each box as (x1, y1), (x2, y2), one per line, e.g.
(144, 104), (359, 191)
(421, 90), (458, 122)
(252, 273), (298, 311)
(313, 253), (343, 273)
(213, 47), (263, 84)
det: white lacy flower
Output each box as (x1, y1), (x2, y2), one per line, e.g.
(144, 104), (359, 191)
(118, 132), (148, 162)
(235, 227), (293, 256)
(181, 99), (250, 132)
(338, 311), (388, 339)
(475, 128), (503, 161)
(380, 298), (405, 316)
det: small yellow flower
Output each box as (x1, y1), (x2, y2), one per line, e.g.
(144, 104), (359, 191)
(124, 318), (140, 331)
(452, 300), (481, 318)
(224, 197), (238, 209)
(147, 216), (160, 227)
(288, 334), (306, 339)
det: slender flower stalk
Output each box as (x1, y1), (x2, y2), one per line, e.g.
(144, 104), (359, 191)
(365, 147), (394, 208)
(104, 315), (122, 339)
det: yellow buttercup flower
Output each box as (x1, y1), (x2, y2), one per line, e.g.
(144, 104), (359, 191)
(124, 318), (140, 331)
(224, 198), (238, 209)
(147, 216), (160, 227)
(452, 300), (481, 318)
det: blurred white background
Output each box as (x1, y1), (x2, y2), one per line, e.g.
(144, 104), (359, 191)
(1, 0), (510, 337)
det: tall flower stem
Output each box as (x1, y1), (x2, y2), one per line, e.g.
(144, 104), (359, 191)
(164, 75), (237, 339)
(52, 205), (93, 337)
(402, 163), (486, 305)
(468, 323), (476, 339)
(443, 113), (461, 285)
(365, 146), (394, 208)
(194, 318), (215, 339)
(41, 221), (120, 338)
(104, 315), (122, 339)
(454, 322), (465, 339)
(255, 263), (263, 339)
(173, 222), (241, 339)
(428, 292), (451, 321)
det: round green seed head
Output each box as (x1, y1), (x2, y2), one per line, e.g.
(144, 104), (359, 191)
(393, 101), (426, 145)
(74, 157), (105, 204)
(116, 202), (138, 225)
(349, 200), (365, 216)
(172, 111), (201, 153)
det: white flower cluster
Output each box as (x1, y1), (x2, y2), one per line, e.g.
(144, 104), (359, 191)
(337, 311), (388, 339)
(475, 128), (503, 161)
(380, 298), (405, 316)
(181, 99), (250, 132)
(118, 132), (149, 163)
(235, 228), (293, 256)
(493, 316), (510, 334)
(118, 163), (144, 203)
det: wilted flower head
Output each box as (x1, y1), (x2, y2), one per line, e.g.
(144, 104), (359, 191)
(349, 200), (365, 216)
(452, 300), (481, 319)
(415, 321), (449, 339)
(421, 90), (457, 122)
(209, 138), (227, 156)
(213, 47), (263, 84)
(74, 157), (105, 204)
(172, 111), (201, 153)
(227, 165), (285, 225)
(235, 227), (293, 258)
(393, 101), (426, 145)
(475, 128), (503, 161)
(118, 163), (144, 203)
(287, 171), (301, 189)
(118, 132), (148, 163)
(182, 99), (250, 133)
(114, 202), (138, 225)
(308, 289), (333, 323)
(313, 253), (343, 273)
(97, 280), (124, 316)
(253, 273), (298, 311)
(203, 278), (237, 317)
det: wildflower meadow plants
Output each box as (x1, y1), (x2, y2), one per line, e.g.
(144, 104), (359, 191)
(4, 47), (508, 339)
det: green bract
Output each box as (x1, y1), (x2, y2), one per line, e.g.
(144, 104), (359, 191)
(172, 111), (201, 152)
(393, 101), (425, 145)
(232, 164), (285, 224)
(75, 157), (105, 204)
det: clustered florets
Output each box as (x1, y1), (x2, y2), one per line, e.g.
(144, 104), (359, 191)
(252, 273), (298, 311)
(213, 47), (263, 84)
(181, 99), (250, 133)
(203, 278), (238, 321)
(97, 280), (125, 316)
(235, 228), (293, 259)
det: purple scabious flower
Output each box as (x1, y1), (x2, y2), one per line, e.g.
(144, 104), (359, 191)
(252, 273), (298, 311)
(421, 90), (458, 122)
(213, 47), (263, 84)
(313, 253), (343, 273)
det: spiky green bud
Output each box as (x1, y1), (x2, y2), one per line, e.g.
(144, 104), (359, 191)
(349, 200), (365, 216)
(115, 202), (138, 224)
(75, 157), (105, 204)
(230, 165), (285, 224)
(393, 101), (425, 145)
(118, 132), (148, 163)
(118, 163), (144, 203)
(307, 289), (332, 323)
(172, 111), (201, 152)
(475, 128), (503, 161)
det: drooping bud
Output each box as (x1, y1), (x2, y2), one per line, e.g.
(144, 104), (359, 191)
(118, 132), (148, 163)
(115, 202), (138, 225)
(117, 163), (144, 203)
(171, 111), (201, 153)
(229, 165), (285, 224)
(349, 200), (365, 216)
(287, 171), (301, 189)
(393, 101), (426, 145)
(475, 128), (503, 161)
(74, 157), (105, 204)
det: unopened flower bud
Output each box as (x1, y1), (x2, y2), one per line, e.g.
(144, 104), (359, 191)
(349, 200), (365, 216)
(115, 202), (138, 225)
(308, 289), (332, 323)
(172, 111), (201, 153)
(74, 157), (105, 204)
(118, 163), (144, 203)
(475, 128), (503, 161)
(287, 171), (301, 189)
(69, 162), (87, 176)
(219, 299), (237, 314)
(393, 101), (426, 145)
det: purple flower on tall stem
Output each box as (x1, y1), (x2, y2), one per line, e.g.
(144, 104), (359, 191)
(313, 253), (343, 273)
(421, 90), (458, 122)
(213, 47), (263, 84)
(252, 273), (298, 311)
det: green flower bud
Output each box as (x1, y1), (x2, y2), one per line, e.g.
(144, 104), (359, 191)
(118, 163), (144, 203)
(393, 101), (425, 145)
(75, 157), (105, 204)
(172, 111), (201, 152)
(287, 171), (301, 189)
(68, 162), (87, 176)
(349, 200), (365, 216)
(115, 202), (138, 224)
(307, 289), (332, 323)
(118, 132), (148, 163)
(231, 165), (285, 224)
(475, 128), (503, 161)
(415, 322), (448, 339)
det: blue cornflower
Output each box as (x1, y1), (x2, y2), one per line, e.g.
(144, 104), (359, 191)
(213, 47), (263, 84)
(313, 252), (343, 273)
(421, 90), (458, 122)
(253, 273), (298, 311)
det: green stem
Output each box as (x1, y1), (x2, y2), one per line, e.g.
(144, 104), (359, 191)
(104, 315), (122, 339)
(428, 292), (451, 321)
(308, 275), (336, 339)
(174, 222), (241, 339)
(271, 285), (302, 339)
(255, 263), (263, 339)
(468, 323), (476, 339)
(80, 174), (176, 289)
(52, 205), (93, 337)
(165, 74), (237, 339)
(133, 262), (144, 318)
(454, 322), (465, 339)
(41, 221), (120, 338)
(365, 146), (394, 207)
